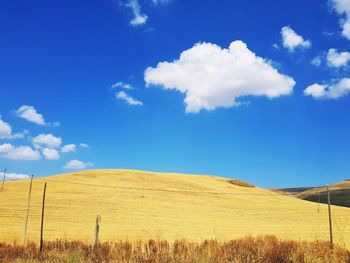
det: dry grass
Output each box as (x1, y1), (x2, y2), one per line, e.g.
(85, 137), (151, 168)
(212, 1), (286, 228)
(1, 169), (350, 247)
(1, 236), (349, 263)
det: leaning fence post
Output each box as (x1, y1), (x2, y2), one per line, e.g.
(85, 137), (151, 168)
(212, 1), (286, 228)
(40, 182), (47, 252)
(327, 185), (333, 249)
(1, 168), (7, 191)
(94, 215), (101, 246)
(24, 175), (34, 245)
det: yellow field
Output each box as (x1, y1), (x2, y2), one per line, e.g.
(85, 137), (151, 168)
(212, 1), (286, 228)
(1, 169), (350, 247)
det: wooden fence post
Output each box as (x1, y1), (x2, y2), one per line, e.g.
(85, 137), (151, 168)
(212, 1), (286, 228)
(94, 215), (101, 246)
(40, 182), (47, 252)
(1, 168), (7, 191)
(327, 185), (333, 249)
(24, 175), (34, 245)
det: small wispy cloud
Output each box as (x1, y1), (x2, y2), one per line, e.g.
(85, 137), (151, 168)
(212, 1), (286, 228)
(127, 0), (148, 26)
(111, 81), (135, 90)
(32, 133), (62, 149)
(0, 116), (26, 139)
(281, 26), (311, 51)
(80, 143), (89, 148)
(0, 143), (41, 161)
(151, 0), (171, 5)
(4, 173), (30, 181)
(331, 0), (350, 40)
(14, 105), (59, 126)
(272, 43), (280, 49)
(311, 56), (322, 66)
(15, 105), (45, 125)
(61, 144), (77, 153)
(63, 159), (93, 170)
(116, 91), (143, 106)
(327, 48), (350, 68)
(42, 148), (60, 160)
(304, 78), (350, 100)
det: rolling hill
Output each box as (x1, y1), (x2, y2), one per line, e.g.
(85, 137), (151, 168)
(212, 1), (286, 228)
(1, 169), (350, 247)
(272, 180), (350, 208)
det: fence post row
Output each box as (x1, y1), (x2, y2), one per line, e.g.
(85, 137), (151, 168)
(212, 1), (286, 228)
(0, 174), (339, 250)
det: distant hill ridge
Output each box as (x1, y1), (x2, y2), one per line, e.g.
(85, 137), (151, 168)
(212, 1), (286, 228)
(272, 180), (350, 208)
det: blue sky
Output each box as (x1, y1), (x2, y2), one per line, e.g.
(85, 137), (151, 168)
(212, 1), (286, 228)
(1, 0), (350, 188)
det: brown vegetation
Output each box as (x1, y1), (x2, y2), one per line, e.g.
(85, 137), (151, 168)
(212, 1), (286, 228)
(227, 179), (255, 188)
(1, 236), (349, 263)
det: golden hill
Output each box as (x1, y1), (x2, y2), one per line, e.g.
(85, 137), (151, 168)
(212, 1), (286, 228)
(1, 169), (350, 246)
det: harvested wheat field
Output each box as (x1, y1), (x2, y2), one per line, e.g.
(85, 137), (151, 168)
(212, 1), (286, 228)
(1, 169), (350, 247)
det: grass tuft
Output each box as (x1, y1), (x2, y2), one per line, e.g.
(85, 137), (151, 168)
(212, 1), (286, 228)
(228, 179), (255, 188)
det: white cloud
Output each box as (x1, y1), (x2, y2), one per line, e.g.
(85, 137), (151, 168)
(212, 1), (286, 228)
(116, 91), (143, 106)
(323, 30), (335, 37)
(152, 0), (171, 4)
(6, 147), (41, 160)
(10, 132), (26, 139)
(42, 148), (60, 160)
(311, 56), (322, 66)
(51, 121), (60, 127)
(304, 78), (350, 99)
(32, 134), (62, 148)
(15, 105), (46, 125)
(0, 117), (12, 138)
(272, 43), (280, 49)
(5, 173), (30, 181)
(111, 81), (134, 90)
(80, 143), (89, 148)
(127, 0), (148, 26)
(61, 144), (76, 153)
(144, 40), (295, 113)
(0, 143), (41, 160)
(0, 143), (14, 153)
(14, 105), (59, 126)
(63, 159), (93, 170)
(327, 48), (350, 67)
(331, 0), (350, 40)
(280, 26), (311, 51)
(0, 116), (25, 139)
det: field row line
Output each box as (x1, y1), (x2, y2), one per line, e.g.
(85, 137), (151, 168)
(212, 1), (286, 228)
(35, 179), (284, 196)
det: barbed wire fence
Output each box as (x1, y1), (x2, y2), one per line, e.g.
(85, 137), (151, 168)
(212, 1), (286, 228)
(0, 169), (346, 252)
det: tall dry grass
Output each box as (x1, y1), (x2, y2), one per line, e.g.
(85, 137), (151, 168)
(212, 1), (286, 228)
(1, 235), (349, 263)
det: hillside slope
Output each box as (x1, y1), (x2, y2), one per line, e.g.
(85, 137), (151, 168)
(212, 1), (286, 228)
(1, 170), (350, 246)
(273, 180), (350, 208)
